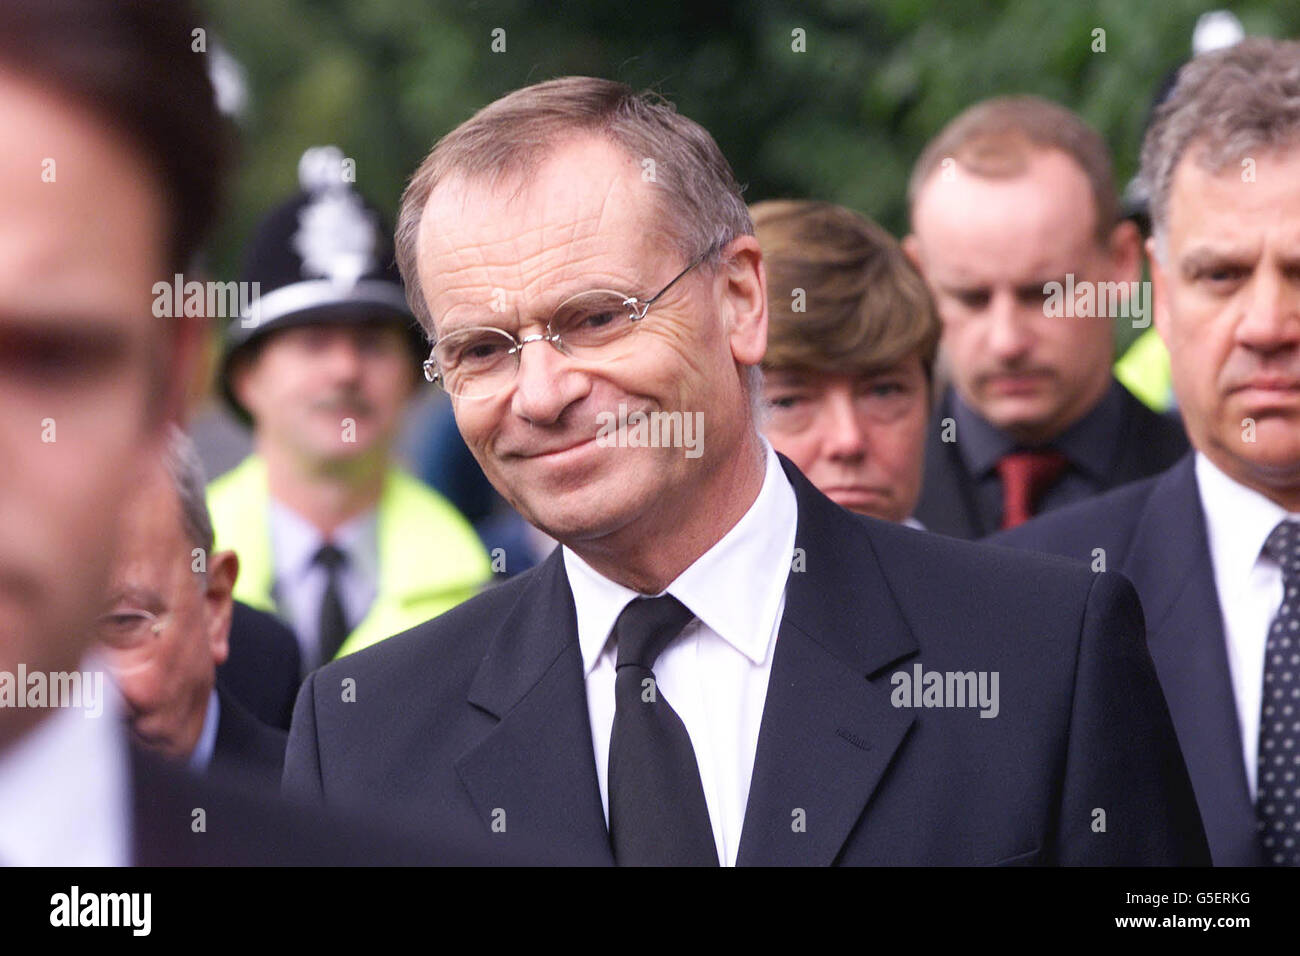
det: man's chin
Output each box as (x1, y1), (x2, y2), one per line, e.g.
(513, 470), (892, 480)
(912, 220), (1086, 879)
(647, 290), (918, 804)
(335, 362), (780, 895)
(518, 498), (628, 544)
(300, 434), (383, 465)
(975, 396), (1058, 442)
(1218, 424), (1300, 483)
(129, 724), (184, 759)
(513, 477), (645, 545)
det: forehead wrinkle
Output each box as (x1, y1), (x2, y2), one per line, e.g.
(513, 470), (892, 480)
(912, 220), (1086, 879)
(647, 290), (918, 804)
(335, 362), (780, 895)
(423, 152), (658, 332)
(432, 242), (644, 333)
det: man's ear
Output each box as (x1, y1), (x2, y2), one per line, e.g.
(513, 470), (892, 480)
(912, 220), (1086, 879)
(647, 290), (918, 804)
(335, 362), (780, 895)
(1146, 235), (1172, 347)
(203, 549), (239, 668)
(719, 235), (767, 368)
(1106, 219), (1143, 285)
(227, 351), (261, 421)
(157, 311), (206, 429)
(902, 234), (923, 273)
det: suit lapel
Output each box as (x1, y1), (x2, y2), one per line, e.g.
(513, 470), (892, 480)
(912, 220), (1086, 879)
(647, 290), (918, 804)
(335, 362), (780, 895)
(737, 458), (918, 865)
(1121, 456), (1261, 865)
(455, 551), (613, 864)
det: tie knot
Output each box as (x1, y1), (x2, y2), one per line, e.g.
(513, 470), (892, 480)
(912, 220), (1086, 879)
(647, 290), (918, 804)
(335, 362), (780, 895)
(997, 448), (1069, 529)
(314, 543), (347, 571)
(613, 594), (694, 671)
(997, 448), (1068, 489)
(1265, 520), (1300, 578)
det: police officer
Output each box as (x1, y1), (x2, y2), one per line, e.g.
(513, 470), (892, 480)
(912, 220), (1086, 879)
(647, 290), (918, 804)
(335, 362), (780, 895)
(208, 146), (490, 672)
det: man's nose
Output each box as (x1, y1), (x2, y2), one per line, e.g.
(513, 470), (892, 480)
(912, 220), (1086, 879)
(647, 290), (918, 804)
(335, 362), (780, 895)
(509, 335), (588, 425)
(984, 292), (1034, 362)
(1236, 266), (1300, 355)
(322, 335), (365, 380)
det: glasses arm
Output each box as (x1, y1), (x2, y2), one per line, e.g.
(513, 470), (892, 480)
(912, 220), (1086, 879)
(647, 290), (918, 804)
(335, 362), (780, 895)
(627, 242), (722, 318)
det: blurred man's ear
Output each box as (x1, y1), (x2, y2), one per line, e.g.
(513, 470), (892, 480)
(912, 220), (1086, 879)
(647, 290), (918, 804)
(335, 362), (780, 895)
(902, 234), (923, 273)
(184, 321), (222, 419)
(203, 549), (239, 667)
(161, 311), (207, 428)
(1106, 219), (1143, 284)
(228, 351), (263, 421)
(1146, 235), (1173, 348)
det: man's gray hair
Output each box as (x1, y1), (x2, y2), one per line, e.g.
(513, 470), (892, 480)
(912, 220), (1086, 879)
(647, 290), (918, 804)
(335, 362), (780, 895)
(1141, 36), (1300, 260)
(162, 424), (214, 557)
(395, 75), (753, 339)
(395, 75), (763, 414)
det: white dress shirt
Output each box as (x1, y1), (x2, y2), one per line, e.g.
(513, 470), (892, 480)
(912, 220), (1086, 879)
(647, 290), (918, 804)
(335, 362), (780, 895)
(1196, 452), (1300, 800)
(268, 501), (379, 670)
(564, 439), (797, 866)
(0, 655), (131, 866)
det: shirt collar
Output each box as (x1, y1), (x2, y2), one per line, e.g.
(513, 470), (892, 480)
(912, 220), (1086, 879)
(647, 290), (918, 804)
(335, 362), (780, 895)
(1196, 451), (1298, 601)
(951, 389), (1016, 477)
(951, 379), (1125, 481)
(564, 439), (797, 676)
(268, 500), (379, 584)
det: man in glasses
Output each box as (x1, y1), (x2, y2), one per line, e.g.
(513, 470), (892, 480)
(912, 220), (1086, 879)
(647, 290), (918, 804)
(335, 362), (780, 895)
(286, 76), (1208, 865)
(101, 427), (286, 792)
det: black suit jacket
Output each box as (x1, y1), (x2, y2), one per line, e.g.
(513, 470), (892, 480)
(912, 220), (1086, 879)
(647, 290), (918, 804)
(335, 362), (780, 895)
(130, 744), (434, 865)
(286, 455), (1208, 865)
(130, 739), (558, 865)
(992, 454), (1261, 865)
(915, 382), (1188, 538)
(217, 601), (302, 731)
(210, 686), (287, 792)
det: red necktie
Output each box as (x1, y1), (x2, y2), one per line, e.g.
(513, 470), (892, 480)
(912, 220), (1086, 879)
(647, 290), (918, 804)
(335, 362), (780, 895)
(997, 450), (1068, 529)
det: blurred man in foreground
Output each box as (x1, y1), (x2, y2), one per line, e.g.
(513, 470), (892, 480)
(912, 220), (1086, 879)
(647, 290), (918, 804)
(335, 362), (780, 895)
(753, 199), (938, 525)
(997, 37), (1300, 866)
(0, 0), (494, 866)
(906, 96), (1187, 536)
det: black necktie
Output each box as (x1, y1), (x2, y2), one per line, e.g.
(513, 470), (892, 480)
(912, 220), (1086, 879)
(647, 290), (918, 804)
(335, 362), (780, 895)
(1258, 520), (1300, 866)
(607, 594), (718, 866)
(315, 543), (349, 666)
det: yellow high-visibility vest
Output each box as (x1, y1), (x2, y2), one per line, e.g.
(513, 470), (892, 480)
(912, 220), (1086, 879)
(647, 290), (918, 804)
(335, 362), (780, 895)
(207, 455), (492, 661)
(1115, 327), (1175, 413)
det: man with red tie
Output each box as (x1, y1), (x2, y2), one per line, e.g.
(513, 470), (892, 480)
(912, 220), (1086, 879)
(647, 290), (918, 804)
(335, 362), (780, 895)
(997, 37), (1300, 866)
(904, 95), (1188, 536)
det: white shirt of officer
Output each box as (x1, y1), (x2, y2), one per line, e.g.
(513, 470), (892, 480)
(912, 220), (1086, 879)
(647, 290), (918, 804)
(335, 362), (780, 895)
(268, 502), (378, 670)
